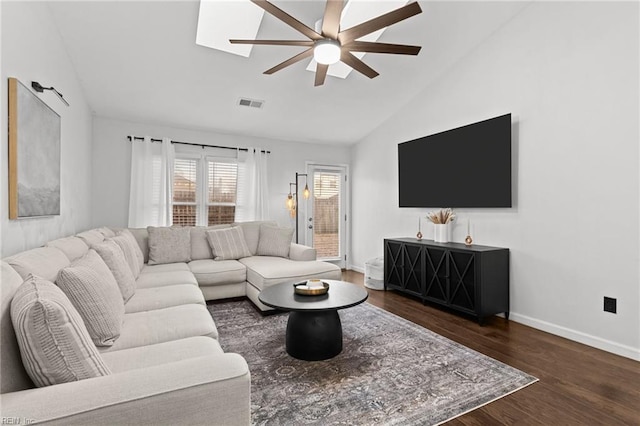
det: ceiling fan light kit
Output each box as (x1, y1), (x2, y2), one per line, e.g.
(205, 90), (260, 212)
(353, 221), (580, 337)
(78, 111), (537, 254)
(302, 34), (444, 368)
(314, 39), (341, 65)
(229, 0), (423, 86)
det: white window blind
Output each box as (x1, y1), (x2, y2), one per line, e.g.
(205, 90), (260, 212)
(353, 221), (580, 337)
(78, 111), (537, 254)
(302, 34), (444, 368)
(206, 160), (238, 225)
(172, 158), (198, 226)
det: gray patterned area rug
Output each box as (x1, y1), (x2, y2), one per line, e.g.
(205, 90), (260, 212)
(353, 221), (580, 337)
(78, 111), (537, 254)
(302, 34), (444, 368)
(208, 300), (537, 425)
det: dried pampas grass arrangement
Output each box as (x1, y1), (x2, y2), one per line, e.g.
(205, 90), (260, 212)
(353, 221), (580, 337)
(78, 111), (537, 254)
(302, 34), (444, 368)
(426, 208), (456, 224)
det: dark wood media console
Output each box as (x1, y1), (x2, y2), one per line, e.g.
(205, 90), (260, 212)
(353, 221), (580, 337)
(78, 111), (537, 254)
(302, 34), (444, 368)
(384, 238), (509, 325)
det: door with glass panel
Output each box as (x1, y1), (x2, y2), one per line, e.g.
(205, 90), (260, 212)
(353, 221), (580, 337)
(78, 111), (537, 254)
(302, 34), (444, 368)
(305, 165), (347, 268)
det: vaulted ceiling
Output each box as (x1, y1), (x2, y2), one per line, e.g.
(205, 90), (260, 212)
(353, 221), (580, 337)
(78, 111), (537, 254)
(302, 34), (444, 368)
(48, 1), (530, 145)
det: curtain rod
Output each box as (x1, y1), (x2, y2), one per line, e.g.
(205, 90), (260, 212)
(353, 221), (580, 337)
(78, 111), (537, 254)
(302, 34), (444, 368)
(126, 135), (270, 154)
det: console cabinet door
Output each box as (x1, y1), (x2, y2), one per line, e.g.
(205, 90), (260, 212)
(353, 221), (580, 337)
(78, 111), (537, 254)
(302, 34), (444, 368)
(423, 247), (448, 304)
(401, 243), (423, 297)
(384, 240), (404, 290)
(447, 250), (476, 314)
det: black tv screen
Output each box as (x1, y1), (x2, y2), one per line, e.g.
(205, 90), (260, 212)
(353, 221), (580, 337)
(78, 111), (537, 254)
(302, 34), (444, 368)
(398, 114), (512, 208)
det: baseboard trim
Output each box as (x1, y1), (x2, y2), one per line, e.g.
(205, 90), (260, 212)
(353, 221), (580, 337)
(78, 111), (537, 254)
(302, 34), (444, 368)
(348, 264), (365, 274)
(508, 312), (640, 361)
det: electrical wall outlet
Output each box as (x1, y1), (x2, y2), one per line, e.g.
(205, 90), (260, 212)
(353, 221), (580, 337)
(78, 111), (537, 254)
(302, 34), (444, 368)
(603, 297), (617, 314)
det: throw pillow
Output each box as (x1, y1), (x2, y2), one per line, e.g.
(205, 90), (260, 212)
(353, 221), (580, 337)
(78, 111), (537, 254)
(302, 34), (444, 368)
(232, 221), (277, 255)
(190, 225), (231, 260)
(111, 234), (141, 278)
(256, 225), (295, 258)
(93, 240), (136, 303)
(118, 229), (145, 272)
(147, 226), (191, 265)
(11, 274), (111, 387)
(56, 250), (125, 347)
(206, 226), (252, 261)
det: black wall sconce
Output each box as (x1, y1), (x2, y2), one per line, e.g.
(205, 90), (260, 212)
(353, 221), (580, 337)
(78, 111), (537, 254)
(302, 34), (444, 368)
(32, 81), (70, 107)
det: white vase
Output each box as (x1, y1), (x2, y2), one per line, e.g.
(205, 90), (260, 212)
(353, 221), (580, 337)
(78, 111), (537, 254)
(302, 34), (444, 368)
(433, 224), (451, 243)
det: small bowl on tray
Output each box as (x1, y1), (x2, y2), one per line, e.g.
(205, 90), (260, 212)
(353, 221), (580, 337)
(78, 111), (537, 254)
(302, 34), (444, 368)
(293, 280), (330, 296)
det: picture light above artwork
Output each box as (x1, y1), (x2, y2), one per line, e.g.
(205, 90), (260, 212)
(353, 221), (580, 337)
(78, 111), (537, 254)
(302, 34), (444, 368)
(31, 81), (70, 107)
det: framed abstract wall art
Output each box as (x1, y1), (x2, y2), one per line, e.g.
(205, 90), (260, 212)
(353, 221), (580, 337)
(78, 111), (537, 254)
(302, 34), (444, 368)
(8, 77), (61, 219)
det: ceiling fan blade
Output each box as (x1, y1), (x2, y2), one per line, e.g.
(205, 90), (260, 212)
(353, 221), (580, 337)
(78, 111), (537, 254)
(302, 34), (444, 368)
(230, 39), (314, 47)
(251, 0), (322, 41)
(338, 2), (422, 45)
(343, 41), (421, 55)
(340, 51), (379, 79)
(321, 0), (344, 39)
(264, 48), (314, 75)
(315, 64), (329, 86)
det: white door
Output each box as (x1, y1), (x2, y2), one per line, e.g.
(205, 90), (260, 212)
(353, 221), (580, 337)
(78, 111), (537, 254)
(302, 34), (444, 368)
(304, 164), (347, 268)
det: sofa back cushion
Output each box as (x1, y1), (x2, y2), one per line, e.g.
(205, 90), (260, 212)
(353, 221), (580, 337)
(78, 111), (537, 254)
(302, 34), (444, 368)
(206, 227), (252, 261)
(11, 275), (111, 387)
(5, 247), (70, 282)
(190, 225), (231, 260)
(147, 226), (191, 265)
(232, 221), (277, 256)
(1, 262), (34, 393)
(56, 250), (125, 347)
(45, 236), (89, 262)
(256, 225), (295, 258)
(76, 229), (106, 247)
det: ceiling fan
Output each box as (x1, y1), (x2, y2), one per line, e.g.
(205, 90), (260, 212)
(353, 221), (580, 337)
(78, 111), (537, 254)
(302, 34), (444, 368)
(230, 0), (423, 86)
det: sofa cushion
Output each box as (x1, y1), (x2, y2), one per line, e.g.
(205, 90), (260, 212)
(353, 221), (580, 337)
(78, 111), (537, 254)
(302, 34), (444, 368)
(11, 275), (111, 387)
(97, 227), (116, 238)
(141, 262), (190, 274)
(240, 256), (342, 290)
(111, 234), (141, 278)
(93, 240), (136, 303)
(232, 221), (277, 255)
(190, 225), (231, 260)
(136, 270), (198, 289)
(76, 229), (105, 247)
(119, 229), (145, 271)
(45, 236), (89, 262)
(101, 336), (223, 373)
(188, 259), (246, 286)
(127, 228), (149, 263)
(206, 227), (252, 261)
(256, 225), (294, 258)
(56, 250), (125, 347)
(147, 226), (191, 265)
(1, 262), (35, 393)
(5, 247), (70, 282)
(98, 304), (218, 352)
(125, 284), (205, 313)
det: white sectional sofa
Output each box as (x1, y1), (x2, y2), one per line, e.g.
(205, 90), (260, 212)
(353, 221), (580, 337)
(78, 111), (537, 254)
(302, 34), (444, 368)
(0, 221), (341, 424)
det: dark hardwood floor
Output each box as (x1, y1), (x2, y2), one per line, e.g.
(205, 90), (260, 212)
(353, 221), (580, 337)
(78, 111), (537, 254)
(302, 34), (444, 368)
(341, 270), (640, 425)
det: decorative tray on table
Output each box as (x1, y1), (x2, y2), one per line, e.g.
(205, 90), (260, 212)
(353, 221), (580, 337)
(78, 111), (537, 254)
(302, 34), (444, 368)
(293, 280), (330, 296)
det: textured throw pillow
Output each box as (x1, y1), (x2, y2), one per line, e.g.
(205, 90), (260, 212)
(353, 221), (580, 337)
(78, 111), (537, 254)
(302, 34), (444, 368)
(56, 250), (125, 347)
(11, 275), (111, 387)
(111, 235), (141, 278)
(147, 226), (191, 265)
(119, 229), (144, 272)
(93, 240), (136, 302)
(256, 225), (295, 258)
(206, 226), (252, 260)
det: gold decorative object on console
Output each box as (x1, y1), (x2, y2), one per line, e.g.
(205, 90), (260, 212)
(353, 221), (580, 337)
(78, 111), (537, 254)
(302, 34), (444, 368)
(465, 235), (473, 246)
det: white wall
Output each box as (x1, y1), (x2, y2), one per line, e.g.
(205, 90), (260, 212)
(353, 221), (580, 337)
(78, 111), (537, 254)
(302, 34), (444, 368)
(91, 116), (351, 242)
(0, 2), (93, 257)
(351, 2), (639, 360)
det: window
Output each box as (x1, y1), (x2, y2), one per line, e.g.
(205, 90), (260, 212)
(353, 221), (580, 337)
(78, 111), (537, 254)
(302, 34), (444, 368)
(172, 156), (238, 226)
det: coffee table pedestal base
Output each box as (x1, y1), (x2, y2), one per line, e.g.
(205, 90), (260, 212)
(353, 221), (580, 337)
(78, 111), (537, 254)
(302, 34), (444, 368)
(286, 310), (342, 361)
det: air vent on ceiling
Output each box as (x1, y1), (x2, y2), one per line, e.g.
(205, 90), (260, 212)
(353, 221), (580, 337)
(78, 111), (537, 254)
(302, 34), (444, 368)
(238, 97), (264, 109)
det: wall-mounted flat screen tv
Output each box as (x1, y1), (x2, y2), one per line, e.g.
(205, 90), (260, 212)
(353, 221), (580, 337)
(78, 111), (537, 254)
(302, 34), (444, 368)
(398, 113), (512, 208)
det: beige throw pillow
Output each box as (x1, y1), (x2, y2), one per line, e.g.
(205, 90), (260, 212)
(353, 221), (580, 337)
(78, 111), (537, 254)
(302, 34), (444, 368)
(11, 275), (111, 387)
(56, 250), (125, 347)
(147, 226), (191, 265)
(256, 225), (294, 258)
(94, 240), (136, 302)
(111, 235), (141, 278)
(119, 229), (144, 271)
(206, 227), (252, 260)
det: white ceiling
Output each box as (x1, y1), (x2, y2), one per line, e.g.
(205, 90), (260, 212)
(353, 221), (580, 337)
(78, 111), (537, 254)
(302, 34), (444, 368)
(48, 1), (530, 145)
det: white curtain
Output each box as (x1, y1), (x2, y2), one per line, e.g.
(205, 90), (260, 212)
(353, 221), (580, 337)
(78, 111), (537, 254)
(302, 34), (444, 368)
(128, 137), (175, 227)
(235, 147), (269, 221)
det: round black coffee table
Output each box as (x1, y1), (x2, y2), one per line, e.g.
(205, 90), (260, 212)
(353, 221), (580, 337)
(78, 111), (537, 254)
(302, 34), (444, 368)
(258, 280), (368, 361)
